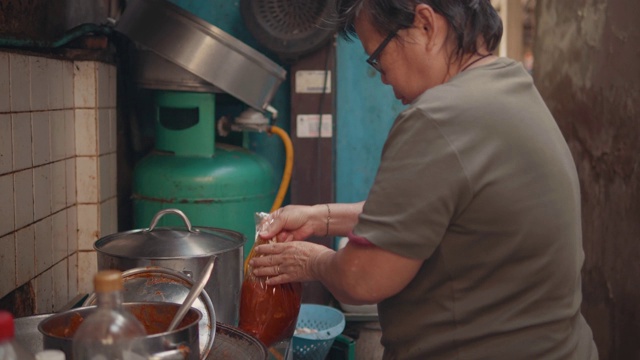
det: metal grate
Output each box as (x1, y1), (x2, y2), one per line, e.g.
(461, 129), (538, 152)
(256, 0), (328, 39)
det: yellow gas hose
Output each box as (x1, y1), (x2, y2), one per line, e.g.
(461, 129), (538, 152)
(268, 125), (294, 212)
(243, 126), (294, 274)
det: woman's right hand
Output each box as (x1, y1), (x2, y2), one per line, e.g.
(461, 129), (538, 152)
(259, 205), (325, 242)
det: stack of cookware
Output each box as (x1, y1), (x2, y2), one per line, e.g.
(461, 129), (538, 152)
(15, 209), (268, 360)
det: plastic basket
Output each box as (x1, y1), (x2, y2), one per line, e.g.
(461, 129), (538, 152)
(292, 304), (346, 360)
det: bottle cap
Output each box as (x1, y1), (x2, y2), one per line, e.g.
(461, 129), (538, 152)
(0, 310), (15, 340)
(94, 270), (124, 293)
(35, 349), (66, 360)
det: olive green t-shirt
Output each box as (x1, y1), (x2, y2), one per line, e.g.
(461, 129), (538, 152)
(354, 58), (598, 359)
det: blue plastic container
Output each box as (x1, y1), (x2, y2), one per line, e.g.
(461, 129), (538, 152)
(292, 304), (346, 360)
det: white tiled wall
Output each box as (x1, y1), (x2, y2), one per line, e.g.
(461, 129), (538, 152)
(0, 51), (117, 312)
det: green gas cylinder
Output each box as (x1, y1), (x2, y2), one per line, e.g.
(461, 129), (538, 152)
(132, 91), (275, 258)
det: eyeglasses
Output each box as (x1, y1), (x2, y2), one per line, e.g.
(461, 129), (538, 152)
(366, 32), (396, 73)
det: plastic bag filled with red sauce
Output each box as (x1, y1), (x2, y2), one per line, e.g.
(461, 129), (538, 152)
(238, 212), (302, 347)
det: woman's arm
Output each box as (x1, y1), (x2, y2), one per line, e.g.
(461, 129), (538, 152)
(251, 239), (423, 305)
(253, 201), (422, 304)
(259, 202), (365, 242)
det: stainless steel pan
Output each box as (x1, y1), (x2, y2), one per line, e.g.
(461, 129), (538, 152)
(115, 0), (286, 111)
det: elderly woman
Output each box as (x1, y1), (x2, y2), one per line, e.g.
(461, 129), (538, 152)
(249, 0), (599, 358)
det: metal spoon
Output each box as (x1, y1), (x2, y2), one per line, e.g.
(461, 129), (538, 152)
(167, 256), (216, 332)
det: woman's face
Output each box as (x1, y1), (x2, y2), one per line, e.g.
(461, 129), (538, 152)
(354, 8), (452, 104)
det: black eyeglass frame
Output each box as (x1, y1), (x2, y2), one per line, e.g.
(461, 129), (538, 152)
(366, 32), (396, 73)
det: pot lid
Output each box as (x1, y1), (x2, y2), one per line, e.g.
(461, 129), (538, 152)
(94, 209), (245, 259)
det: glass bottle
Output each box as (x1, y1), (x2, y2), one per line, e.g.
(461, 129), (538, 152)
(0, 310), (36, 360)
(72, 270), (149, 360)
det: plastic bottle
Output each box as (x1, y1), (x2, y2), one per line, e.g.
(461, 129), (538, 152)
(0, 310), (36, 360)
(72, 270), (149, 360)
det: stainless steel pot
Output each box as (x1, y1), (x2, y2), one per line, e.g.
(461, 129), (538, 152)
(94, 209), (245, 326)
(17, 314), (269, 360)
(83, 266), (216, 359)
(38, 302), (202, 360)
(14, 313), (50, 354)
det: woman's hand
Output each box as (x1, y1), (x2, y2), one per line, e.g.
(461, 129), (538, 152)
(260, 202), (366, 242)
(259, 205), (325, 242)
(249, 241), (333, 285)
(250, 236), (424, 304)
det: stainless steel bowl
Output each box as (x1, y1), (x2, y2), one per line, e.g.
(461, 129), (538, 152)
(14, 313), (50, 354)
(115, 0), (287, 111)
(15, 315), (268, 360)
(38, 302), (202, 360)
(83, 266), (216, 359)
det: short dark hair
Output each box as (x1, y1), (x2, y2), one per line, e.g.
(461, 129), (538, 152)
(336, 0), (503, 60)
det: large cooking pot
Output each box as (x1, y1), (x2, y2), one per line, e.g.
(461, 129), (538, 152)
(38, 302), (202, 360)
(94, 209), (245, 325)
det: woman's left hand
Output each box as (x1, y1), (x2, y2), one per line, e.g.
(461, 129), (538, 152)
(249, 241), (333, 285)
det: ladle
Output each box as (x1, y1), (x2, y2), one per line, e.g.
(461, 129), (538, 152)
(167, 256), (216, 332)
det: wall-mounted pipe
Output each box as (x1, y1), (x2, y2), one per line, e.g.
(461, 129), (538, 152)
(0, 23), (113, 49)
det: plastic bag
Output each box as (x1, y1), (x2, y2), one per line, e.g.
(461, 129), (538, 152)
(238, 212), (303, 347)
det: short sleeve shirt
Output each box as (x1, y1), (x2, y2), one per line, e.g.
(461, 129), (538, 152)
(353, 58), (598, 359)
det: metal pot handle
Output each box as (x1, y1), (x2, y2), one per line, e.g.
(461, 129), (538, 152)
(147, 208), (196, 233)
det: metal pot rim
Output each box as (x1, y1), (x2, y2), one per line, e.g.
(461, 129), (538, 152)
(94, 226), (245, 248)
(37, 301), (202, 339)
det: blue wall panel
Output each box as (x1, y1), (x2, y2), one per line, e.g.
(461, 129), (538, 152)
(167, 0), (260, 50)
(335, 38), (405, 204)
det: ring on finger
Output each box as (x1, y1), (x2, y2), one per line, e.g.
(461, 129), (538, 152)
(276, 265), (280, 275)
